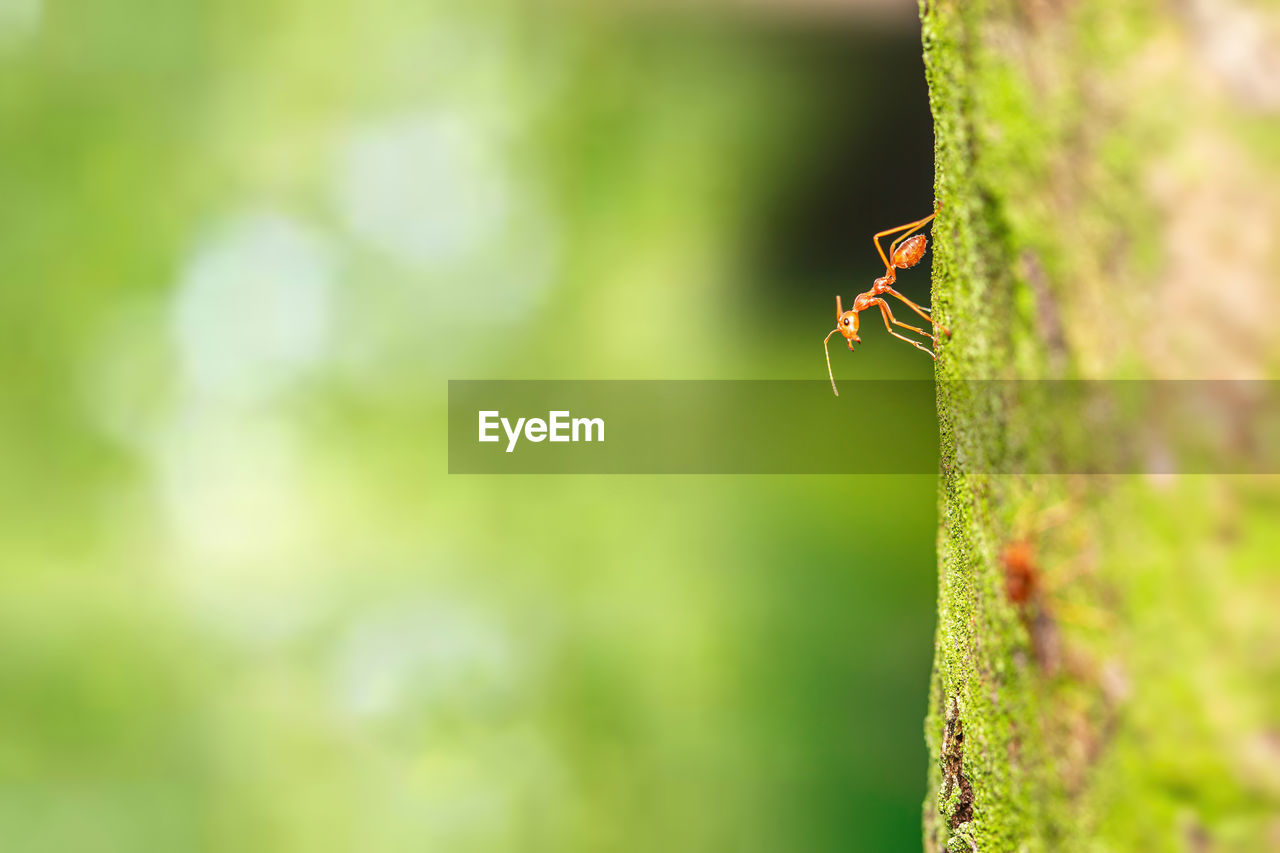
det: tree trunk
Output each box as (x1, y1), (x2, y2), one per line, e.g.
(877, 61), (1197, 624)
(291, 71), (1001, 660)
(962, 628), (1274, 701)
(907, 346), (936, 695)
(919, 1), (1280, 850)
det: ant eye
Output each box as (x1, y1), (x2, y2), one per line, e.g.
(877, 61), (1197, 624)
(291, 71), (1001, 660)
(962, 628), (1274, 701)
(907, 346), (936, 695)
(841, 318), (850, 326)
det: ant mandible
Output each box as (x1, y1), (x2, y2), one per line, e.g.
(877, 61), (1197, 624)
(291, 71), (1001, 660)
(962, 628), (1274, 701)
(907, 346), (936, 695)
(824, 203), (951, 396)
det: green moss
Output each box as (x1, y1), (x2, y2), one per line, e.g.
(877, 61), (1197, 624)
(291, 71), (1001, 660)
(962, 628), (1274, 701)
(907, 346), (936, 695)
(919, 0), (1280, 849)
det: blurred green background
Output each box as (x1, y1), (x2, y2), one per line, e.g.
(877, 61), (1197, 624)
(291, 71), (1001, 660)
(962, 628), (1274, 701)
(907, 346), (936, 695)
(0, 0), (944, 850)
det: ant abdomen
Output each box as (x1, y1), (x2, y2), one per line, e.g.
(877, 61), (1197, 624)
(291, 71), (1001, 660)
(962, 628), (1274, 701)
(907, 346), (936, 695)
(892, 234), (928, 269)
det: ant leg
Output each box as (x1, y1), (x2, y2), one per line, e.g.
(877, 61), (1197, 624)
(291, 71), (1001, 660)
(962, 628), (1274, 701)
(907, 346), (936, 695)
(888, 212), (936, 259)
(874, 297), (936, 342)
(873, 298), (937, 358)
(870, 295), (931, 343)
(886, 287), (952, 337)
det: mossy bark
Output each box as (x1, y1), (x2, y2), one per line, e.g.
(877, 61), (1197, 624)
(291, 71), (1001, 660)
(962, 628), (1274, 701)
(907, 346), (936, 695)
(919, 1), (1280, 850)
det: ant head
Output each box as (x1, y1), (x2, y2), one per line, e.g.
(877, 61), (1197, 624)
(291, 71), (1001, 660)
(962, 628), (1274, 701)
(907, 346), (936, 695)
(836, 310), (860, 343)
(825, 300), (862, 396)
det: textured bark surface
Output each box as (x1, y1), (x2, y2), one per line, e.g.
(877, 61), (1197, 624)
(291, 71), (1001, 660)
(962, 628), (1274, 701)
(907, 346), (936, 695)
(919, 1), (1280, 850)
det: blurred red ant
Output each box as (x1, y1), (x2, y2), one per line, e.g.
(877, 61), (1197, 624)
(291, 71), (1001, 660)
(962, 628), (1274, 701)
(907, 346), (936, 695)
(1001, 538), (1059, 672)
(824, 204), (951, 395)
(1002, 539), (1040, 605)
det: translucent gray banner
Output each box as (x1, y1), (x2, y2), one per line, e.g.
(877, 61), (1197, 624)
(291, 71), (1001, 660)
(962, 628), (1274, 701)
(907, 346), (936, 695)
(447, 381), (1280, 474)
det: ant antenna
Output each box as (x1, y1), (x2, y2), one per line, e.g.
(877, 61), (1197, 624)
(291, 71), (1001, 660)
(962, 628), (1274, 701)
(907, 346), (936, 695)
(824, 328), (842, 396)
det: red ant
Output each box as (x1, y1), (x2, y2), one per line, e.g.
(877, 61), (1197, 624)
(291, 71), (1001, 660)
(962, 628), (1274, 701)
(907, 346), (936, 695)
(1000, 538), (1060, 672)
(1001, 539), (1040, 606)
(824, 205), (951, 395)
